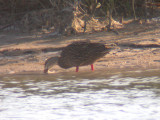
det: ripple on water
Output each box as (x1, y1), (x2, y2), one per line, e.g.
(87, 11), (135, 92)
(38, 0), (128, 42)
(0, 69), (160, 120)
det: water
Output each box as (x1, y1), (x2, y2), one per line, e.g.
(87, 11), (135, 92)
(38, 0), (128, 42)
(0, 69), (160, 120)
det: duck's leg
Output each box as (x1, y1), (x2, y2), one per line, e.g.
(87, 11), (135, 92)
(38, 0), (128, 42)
(76, 66), (79, 72)
(91, 64), (94, 71)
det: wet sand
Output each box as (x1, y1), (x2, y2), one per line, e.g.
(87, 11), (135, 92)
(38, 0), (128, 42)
(0, 21), (160, 74)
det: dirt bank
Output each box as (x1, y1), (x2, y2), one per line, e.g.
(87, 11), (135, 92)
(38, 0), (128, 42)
(0, 21), (160, 74)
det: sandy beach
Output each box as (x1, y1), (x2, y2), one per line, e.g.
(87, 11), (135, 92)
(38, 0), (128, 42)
(0, 21), (160, 74)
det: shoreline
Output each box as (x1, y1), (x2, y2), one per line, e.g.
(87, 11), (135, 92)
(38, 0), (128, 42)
(0, 21), (160, 75)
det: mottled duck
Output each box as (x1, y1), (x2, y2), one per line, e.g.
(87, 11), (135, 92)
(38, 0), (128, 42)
(44, 41), (116, 73)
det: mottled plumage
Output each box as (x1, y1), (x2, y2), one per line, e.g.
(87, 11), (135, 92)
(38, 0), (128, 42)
(44, 41), (116, 73)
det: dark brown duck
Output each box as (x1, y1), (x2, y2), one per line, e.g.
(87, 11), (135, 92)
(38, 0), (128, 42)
(44, 41), (116, 73)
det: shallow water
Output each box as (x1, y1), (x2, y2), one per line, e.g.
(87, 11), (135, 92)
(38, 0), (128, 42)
(0, 69), (160, 120)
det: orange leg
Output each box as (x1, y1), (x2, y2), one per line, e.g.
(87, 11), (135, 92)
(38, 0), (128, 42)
(76, 66), (79, 72)
(91, 64), (94, 71)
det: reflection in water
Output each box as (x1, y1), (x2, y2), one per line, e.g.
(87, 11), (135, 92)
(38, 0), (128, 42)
(0, 70), (160, 120)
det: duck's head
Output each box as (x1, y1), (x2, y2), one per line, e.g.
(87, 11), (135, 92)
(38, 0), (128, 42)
(44, 57), (59, 74)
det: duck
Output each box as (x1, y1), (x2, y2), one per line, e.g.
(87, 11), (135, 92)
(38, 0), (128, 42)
(44, 41), (116, 73)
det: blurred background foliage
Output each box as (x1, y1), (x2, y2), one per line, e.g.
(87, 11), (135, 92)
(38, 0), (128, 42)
(0, 0), (160, 33)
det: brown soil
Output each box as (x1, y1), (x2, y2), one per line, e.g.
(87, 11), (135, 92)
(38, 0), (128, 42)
(1, 20), (160, 74)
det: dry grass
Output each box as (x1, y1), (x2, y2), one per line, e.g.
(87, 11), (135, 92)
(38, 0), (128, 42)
(0, 0), (159, 34)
